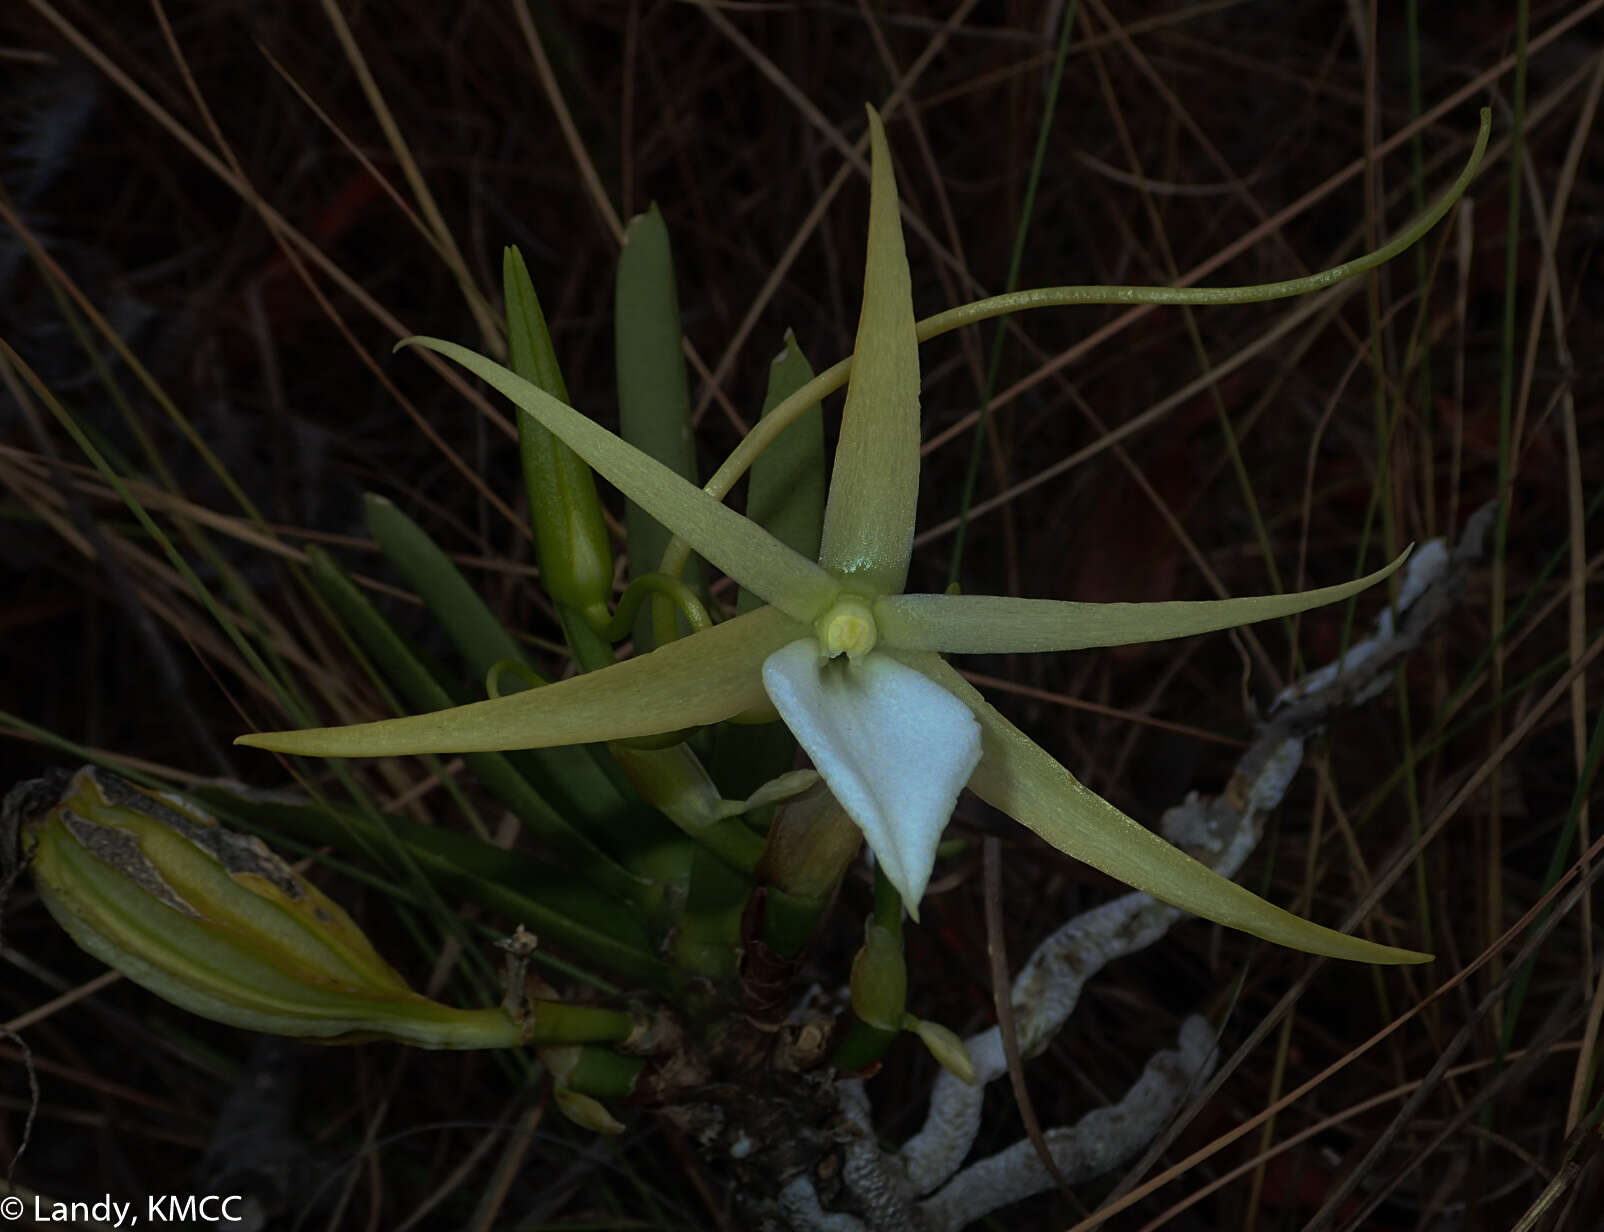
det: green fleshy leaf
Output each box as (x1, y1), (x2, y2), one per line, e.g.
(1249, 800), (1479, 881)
(875, 549), (1411, 654)
(237, 605), (802, 758)
(616, 206), (703, 649)
(905, 654), (1430, 964)
(741, 330), (826, 612)
(817, 105), (920, 595)
(506, 246), (615, 618)
(714, 331), (823, 798)
(670, 844), (749, 984)
(400, 337), (840, 624)
(365, 493), (538, 679)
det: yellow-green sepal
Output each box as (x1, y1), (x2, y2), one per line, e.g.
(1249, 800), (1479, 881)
(905, 656), (1430, 964)
(237, 604), (802, 758)
(399, 336), (840, 624)
(817, 105), (921, 595)
(874, 549), (1412, 654)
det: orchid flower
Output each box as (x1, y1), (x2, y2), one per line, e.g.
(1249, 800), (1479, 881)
(238, 107), (1456, 964)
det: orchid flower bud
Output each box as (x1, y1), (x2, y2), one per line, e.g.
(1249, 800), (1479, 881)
(5, 767), (524, 1049)
(903, 1015), (977, 1085)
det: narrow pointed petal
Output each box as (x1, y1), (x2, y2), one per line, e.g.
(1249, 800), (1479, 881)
(901, 653), (1430, 963)
(404, 337), (839, 623)
(238, 606), (802, 759)
(762, 641), (980, 918)
(876, 549), (1411, 654)
(817, 105), (920, 594)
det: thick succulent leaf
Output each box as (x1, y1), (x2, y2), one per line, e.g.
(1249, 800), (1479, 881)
(238, 606), (802, 758)
(902, 653), (1430, 963)
(740, 330), (827, 613)
(505, 246), (616, 617)
(188, 783), (681, 995)
(616, 206), (702, 645)
(365, 494), (540, 677)
(403, 337), (840, 624)
(817, 105), (921, 596)
(876, 549), (1411, 654)
(762, 640), (980, 920)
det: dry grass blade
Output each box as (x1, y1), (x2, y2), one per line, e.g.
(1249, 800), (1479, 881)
(314, 0), (501, 348)
(981, 836), (1081, 1212)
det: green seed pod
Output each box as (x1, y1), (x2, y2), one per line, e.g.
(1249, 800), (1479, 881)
(5, 767), (524, 1049)
(849, 919), (907, 1032)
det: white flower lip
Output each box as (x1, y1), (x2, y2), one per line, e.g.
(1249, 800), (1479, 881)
(761, 637), (981, 919)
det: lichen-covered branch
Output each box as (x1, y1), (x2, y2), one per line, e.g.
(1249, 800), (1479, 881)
(918, 1017), (1218, 1232)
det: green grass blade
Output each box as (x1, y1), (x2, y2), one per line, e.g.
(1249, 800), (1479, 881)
(946, 0), (1077, 587)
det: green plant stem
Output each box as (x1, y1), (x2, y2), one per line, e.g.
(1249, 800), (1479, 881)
(522, 1000), (637, 1046)
(758, 886), (827, 961)
(600, 572), (711, 642)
